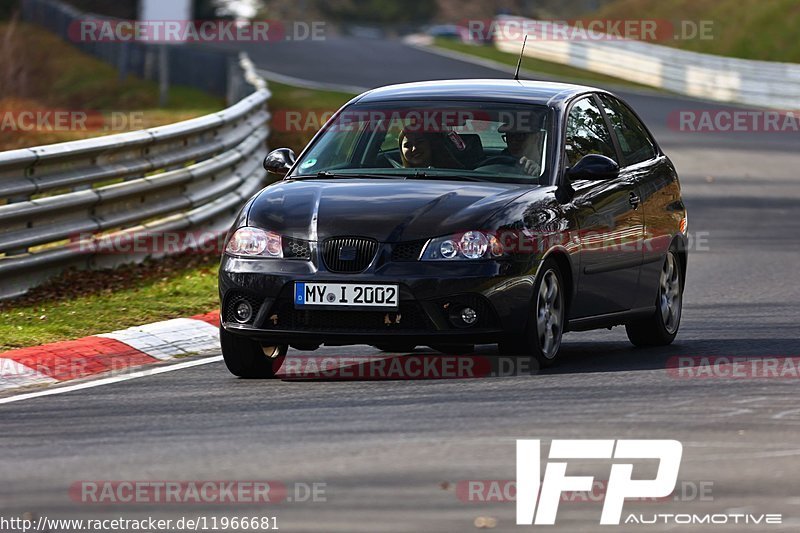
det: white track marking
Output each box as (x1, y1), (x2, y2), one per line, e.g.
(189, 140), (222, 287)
(0, 356), (223, 405)
(255, 68), (365, 94)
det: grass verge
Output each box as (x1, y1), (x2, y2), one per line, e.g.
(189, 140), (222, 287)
(0, 254), (220, 352)
(0, 255), (219, 351)
(593, 0), (800, 63)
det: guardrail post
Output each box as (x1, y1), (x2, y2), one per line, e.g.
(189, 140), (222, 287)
(5, 192), (30, 256)
(158, 45), (169, 107)
(118, 42), (129, 82)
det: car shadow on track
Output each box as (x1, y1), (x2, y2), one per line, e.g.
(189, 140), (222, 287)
(269, 337), (800, 382)
(552, 337), (800, 375)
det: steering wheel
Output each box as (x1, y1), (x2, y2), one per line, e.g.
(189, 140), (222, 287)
(477, 155), (519, 167)
(475, 155), (540, 177)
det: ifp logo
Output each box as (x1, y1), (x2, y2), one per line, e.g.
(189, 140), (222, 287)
(516, 439), (683, 525)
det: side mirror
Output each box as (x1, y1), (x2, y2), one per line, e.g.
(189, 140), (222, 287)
(566, 154), (619, 181)
(263, 148), (296, 176)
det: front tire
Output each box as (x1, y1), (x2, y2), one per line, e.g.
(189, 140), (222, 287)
(220, 326), (287, 378)
(499, 257), (565, 367)
(625, 248), (683, 347)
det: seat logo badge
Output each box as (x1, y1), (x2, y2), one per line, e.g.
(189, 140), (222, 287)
(339, 245), (357, 261)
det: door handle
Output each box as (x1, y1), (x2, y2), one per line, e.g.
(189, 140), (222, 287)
(629, 192), (641, 209)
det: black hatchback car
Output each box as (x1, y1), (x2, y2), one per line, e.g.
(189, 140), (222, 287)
(218, 80), (687, 377)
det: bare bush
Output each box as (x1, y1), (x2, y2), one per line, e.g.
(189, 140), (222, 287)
(0, 12), (27, 99)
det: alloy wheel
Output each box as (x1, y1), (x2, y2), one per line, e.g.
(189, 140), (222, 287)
(660, 252), (682, 334)
(536, 269), (563, 359)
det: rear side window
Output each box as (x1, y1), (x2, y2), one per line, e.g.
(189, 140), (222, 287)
(565, 96), (617, 167)
(599, 95), (657, 165)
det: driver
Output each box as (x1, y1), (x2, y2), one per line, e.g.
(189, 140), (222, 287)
(479, 121), (543, 176)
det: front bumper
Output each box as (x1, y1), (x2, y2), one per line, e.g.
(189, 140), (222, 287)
(219, 254), (537, 346)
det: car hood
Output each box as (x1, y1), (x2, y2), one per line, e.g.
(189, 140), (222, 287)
(247, 179), (532, 242)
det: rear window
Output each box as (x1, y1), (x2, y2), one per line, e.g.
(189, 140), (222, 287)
(599, 94), (658, 165)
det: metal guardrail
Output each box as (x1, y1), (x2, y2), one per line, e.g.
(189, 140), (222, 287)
(0, 62), (270, 300)
(494, 15), (800, 109)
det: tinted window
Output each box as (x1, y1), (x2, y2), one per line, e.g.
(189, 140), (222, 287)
(565, 96), (617, 168)
(599, 95), (657, 165)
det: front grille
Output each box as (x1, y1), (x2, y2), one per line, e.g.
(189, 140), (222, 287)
(321, 237), (378, 273)
(391, 241), (426, 261)
(283, 237), (311, 260)
(223, 292), (264, 325)
(264, 299), (433, 332)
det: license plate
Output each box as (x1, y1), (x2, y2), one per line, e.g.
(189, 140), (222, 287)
(294, 282), (399, 309)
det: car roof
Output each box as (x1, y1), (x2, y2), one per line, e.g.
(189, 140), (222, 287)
(353, 79), (600, 106)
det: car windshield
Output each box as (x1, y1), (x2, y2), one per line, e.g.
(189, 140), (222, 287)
(289, 100), (552, 184)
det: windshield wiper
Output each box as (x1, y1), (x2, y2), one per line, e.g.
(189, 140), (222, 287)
(312, 171), (402, 179)
(290, 170), (487, 182)
(403, 171), (486, 182)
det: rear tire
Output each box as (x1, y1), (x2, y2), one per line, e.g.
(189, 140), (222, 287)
(220, 326), (287, 378)
(626, 248), (683, 347)
(498, 257), (565, 367)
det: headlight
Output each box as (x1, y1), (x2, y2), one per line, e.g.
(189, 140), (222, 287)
(460, 231), (488, 259)
(421, 231), (505, 261)
(225, 227), (283, 258)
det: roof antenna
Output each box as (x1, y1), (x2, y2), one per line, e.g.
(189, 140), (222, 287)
(513, 35), (528, 81)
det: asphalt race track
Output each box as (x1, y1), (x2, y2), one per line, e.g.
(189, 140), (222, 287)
(2, 37), (799, 532)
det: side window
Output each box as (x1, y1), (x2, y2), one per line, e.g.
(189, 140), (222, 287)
(599, 95), (657, 165)
(565, 96), (617, 168)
